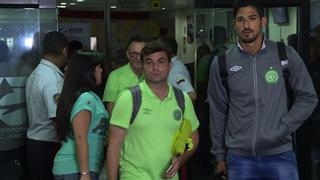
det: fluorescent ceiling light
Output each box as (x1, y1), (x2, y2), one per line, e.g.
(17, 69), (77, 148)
(57, 5), (66, 8)
(61, 2), (67, 5)
(111, 5), (117, 8)
(70, 3), (76, 5)
(76, 0), (84, 2)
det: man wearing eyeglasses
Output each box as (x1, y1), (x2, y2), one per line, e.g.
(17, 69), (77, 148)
(103, 36), (146, 113)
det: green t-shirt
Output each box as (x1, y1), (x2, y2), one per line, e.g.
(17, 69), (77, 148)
(53, 91), (109, 175)
(103, 63), (142, 103)
(110, 80), (199, 180)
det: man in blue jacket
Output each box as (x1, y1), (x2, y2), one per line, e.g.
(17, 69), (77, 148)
(207, 0), (318, 179)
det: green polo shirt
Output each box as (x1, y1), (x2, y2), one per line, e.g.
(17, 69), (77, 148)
(110, 80), (199, 180)
(103, 63), (142, 103)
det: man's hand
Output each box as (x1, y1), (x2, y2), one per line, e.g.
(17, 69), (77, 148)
(163, 156), (182, 178)
(187, 92), (197, 102)
(216, 160), (227, 175)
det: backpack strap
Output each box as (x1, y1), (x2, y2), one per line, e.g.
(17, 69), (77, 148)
(218, 52), (229, 97)
(130, 85), (185, 124)
(173, 86), (185, 113)
(277, 41), (290, 82)
(130, 85), (142, 124)
(277, 41), (294, 108)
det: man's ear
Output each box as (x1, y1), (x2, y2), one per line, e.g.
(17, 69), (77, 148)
(62, 47), (68, 57)
(126, 50), (130, 60)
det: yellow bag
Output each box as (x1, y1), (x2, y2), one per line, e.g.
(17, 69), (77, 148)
(171, 119), (193, 156)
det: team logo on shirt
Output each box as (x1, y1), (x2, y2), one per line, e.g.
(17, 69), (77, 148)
(173, 109), (182, 121)
(229, 65), (242, 72)
(265, 68), (279, 84)
(142, 108), (152, 115)
(53, 93), (61, 105)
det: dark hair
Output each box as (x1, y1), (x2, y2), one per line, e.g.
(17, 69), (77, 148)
(197, 43), (211, 61)
(68, 40), (83, 57)
(43, 31), (68, 56)
(56, 50), (101, 141)
(214, 26), (227, 45)
(140, 40), (171, 62)
(159, 36), (178, 55)
(125, 35), (147, 51)
(233, 0), (264, 18)
(287, 34), (298, 51)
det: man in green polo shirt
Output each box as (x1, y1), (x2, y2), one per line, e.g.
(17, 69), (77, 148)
(106, 40), (199, 180)
(103, 36), (146, 113)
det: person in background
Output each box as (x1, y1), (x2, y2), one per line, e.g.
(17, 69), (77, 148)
(159, 36), (197, 102)
(53, 51), (109, 180)
(0, 40), (32, 180)
(102, 36), (146, 113)
(194, 26), (229, 178)
(25, 31), (68, 180)
(287, 34), (298, 51)
(197, 26), (228, 90)
(208, 0), (317, 179)
(308, 36), (320, 178)
(196, 42), (211, 65)
(68, 40), (83, 58)
(106, 40), (199, 180)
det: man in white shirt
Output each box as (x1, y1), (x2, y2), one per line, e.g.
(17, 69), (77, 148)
(25, 31), (68, 180)
(159, 36), (197, 101)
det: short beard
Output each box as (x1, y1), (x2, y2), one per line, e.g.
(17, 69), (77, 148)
(239, 31), (262, 44)
(145, 77), (167, 84)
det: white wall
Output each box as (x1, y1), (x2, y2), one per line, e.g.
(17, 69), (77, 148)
(175, 9), (195, 64)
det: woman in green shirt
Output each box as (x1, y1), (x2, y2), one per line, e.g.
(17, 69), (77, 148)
(53, 51), (109, 180)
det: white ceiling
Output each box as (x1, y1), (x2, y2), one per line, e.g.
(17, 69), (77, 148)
(56, 0), (194, 11)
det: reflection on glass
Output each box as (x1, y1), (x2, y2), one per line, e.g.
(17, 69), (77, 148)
(0, 8), (57, 152)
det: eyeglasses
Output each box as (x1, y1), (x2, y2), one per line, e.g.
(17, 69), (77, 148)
(128, 52), (141, 58)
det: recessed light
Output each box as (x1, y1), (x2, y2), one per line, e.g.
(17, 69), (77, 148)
(162, 7), (166, 10)
(111, 5), (117, 9)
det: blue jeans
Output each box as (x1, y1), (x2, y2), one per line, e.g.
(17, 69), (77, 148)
(54, 172), (99, 180)
(227, 151), (299, 180)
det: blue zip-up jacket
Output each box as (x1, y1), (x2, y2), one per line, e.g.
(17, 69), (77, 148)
(208, 39), (318, 160)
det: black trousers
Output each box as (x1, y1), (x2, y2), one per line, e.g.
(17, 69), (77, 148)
(0, 146), (27, 180)
(26, 139), (60, 180)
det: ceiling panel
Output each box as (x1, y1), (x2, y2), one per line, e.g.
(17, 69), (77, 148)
(57, 0), (194, 11)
